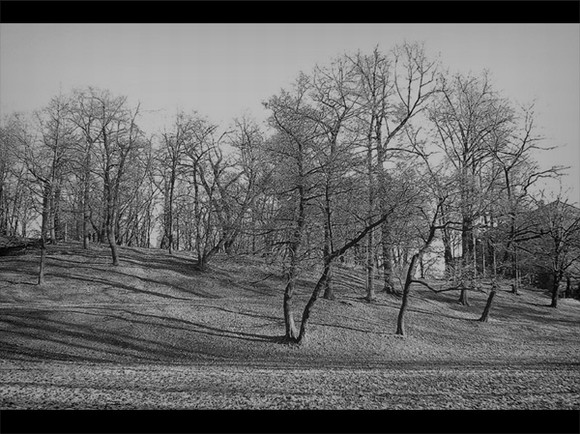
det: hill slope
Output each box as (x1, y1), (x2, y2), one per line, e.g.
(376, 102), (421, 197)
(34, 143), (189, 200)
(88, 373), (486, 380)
(0, 242), (579, 367)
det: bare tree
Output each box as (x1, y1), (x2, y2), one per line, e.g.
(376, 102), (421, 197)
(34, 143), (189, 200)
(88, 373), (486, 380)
(396, 197), (447, 336)
(522, 196), (580, 308)
(486, 103), (562, 293)
(308, 56), (360, 300)
(299, 205), (403, 344)
(10, 95), (74, 283)
(156, 112), (193, 254)
(350, 43), (438, 299)
(429, 71), (513, 305)
(70, 87), (142, 265)
(0, 117), (36, 238)
(264, 75), (325, 341)
(224, 115), (267, 254)
(68, 88), (104, 249)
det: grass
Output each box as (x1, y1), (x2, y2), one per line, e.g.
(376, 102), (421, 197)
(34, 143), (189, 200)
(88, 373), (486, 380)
(1, 241), (580, 410)
(1, 241), (578, 368)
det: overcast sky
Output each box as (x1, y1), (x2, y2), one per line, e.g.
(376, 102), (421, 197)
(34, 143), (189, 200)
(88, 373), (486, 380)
(1, 23), (578, 203)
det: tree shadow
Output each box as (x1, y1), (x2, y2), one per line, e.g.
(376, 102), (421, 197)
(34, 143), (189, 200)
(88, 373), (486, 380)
(407, 306), (470, 322)
(490, 298), (577, 326)
(312, 321), (382, 335)
(120, 255), (281, 299)
(0, 307), (284, 364)
(116, 309), (283, 343)
(209, 306), (282, 324)
(48, 272), (196, 302)
(121, 255), (199, 277)
(0, 280), (37, 287)
(47, 256), (221, 300)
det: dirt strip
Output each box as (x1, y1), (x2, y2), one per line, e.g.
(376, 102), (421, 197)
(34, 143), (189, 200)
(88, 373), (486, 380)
(1, 362), (578, 409)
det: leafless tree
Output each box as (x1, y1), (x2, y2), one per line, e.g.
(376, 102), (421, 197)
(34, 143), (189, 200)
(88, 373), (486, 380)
(486, 103), (562, 293)
(521, 196), (580, 308)
(350, 43), (439, 299)
(429, 71), (513, 305)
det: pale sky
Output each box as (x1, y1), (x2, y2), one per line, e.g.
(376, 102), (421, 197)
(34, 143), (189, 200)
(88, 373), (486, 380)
(1, 23), (578, 203)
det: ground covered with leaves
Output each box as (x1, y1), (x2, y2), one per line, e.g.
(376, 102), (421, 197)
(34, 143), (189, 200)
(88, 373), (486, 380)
(0, 243), (579, 409)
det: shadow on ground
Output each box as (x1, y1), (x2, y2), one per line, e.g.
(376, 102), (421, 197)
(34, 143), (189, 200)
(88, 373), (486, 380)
(0, 307), (285, 364)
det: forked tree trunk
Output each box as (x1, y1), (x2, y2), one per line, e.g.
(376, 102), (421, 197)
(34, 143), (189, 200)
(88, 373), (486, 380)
(298, 199), (402, 344)
(284, 175), (305, 341)
(395, 206), (442, 336)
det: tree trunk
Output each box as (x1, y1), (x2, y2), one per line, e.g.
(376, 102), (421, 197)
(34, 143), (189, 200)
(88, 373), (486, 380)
(82, 176), (90, 249)
(38, 238), (47, 285)
(284, 277), (299, 341)
(382, 224), (395, 293)
(322, 265), (333, 300)
(53, 184), (62, 243)
(511, 246), (519, 294)
(443, 241), (453, 275)
(298, 266), (330, 344)
(284, 217), (303, 342)
(459, 211), (473, 306)
(167, 176), (175, 255)
(281, 154), (307, 341)
(105, 173), (119, 266)
(38, 183), (50, 285)
(366, 236), (375, 302)
(365, 127), (375, 302)
(0, 184), (4, 236)
(396, 254), (419, 336)
(550, 274), (560, 308)
(459, 288), (469, 306)
(322, 216), (334, 300)
(107, 219), (119, 266)
(395, 207), (442, 336)
(479, 287), (496, 322)
(49, 192), (56, 244)
(196, 254), (207, 271)
(322, 252), (334, 300)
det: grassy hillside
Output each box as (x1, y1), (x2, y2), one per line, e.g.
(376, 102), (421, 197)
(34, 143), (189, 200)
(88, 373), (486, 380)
(1, 241), (579, 367)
